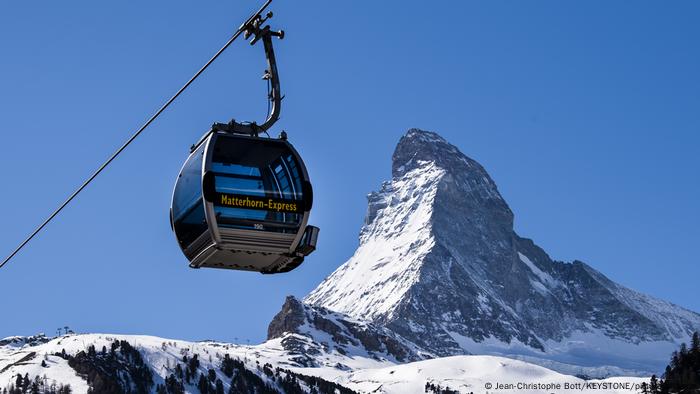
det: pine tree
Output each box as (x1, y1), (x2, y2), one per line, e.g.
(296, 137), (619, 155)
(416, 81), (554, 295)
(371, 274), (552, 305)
(31, 376), (41, 394)
(639, 381), (649, 394)
(649, 375), (659, 394)
(221, 354), (235, 378)
(197, 372), (210, 394)
(670, 351), (679, 369)
(692, 331), (700, 352)
(188, 354), (200, 377)
(692, 331), (700, 366)
(657, 333), (700, 393)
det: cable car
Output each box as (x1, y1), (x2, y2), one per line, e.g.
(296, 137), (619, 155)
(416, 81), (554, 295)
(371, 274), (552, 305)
(170, 131), (318, 273)
(170, 10), (318, 273)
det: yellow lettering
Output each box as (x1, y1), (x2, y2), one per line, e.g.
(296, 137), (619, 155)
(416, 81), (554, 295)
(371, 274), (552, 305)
(217, 193), (303, 213)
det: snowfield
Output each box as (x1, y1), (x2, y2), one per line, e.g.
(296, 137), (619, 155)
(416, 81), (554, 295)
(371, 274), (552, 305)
(1, 333), (647, 393)
(314, 356), (649, 394)
(305, 161), (445, 321)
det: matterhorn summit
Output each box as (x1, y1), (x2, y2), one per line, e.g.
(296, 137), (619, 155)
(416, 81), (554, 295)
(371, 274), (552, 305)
(306, 128), (700, 374)
(306, 129), (513, 324)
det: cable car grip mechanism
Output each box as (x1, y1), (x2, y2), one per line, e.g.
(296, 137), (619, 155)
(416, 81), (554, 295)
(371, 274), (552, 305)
(212, 9), (284, 138)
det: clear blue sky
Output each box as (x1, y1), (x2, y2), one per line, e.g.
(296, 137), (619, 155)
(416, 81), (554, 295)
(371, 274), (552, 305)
(1, 1), (698, 343)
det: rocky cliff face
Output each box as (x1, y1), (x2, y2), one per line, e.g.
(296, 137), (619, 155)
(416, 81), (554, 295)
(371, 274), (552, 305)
(304, 128), (700, 373)
(267, 296), (425, 365)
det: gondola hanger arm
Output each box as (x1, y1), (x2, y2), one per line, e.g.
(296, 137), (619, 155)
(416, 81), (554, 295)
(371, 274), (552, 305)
(212, 10), (285, 137)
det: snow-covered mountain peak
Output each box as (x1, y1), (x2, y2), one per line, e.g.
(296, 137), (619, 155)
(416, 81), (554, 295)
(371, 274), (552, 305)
(391, 129), (451, 176)
(391, 129), (475, 176)
(307, 128), (515, 321)
(393, 128), (512, 226)
(305, 128), (700, 375)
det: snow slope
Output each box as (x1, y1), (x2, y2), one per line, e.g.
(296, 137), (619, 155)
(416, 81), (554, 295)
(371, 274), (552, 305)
(0, 333), (647, 394)
(306, 161), (445, 321)
(307, 356), (648, 394)
(0, 333), (343, 393)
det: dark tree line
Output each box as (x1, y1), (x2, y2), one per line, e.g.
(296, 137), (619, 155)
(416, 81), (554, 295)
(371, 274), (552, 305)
(2, 373), (72, 394)
(156, 353), (276, 394)
(56, 340), (154, 394)
(641, 331), (700, 393)
(14, 339), (358, 394)
(156, 352), (358, 394)
(274, 366), (357, 394)
(424, 381), (464, 394)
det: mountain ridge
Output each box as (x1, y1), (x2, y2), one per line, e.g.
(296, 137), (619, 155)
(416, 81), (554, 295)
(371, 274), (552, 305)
(305, 128), (700, 374)
(0, 332), (649, 393)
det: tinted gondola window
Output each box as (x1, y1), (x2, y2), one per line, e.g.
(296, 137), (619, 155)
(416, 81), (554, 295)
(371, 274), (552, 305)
(172, 145), (207, 247)
(210, 136), (305, 232)
(284, 154), (304, 199)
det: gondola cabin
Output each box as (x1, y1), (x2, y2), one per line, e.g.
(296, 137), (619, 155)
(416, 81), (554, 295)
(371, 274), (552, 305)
(170, 131), (318, 273)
